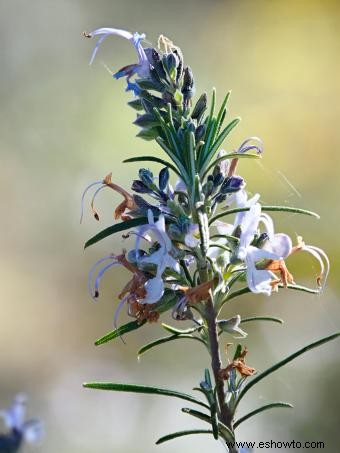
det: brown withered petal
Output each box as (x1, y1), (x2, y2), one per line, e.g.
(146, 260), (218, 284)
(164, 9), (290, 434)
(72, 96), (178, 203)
(102, 173), (137, 220)
(265, 259), (295, 287)
(177, 280), (214, 304)
(219, 346), (256, 380)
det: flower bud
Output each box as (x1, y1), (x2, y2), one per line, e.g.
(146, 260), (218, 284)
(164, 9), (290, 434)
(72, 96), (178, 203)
(182, 66), (195, 105)
(139, 168), (154, 185)
(158, 167), (170, 191)
(145, 48), (168, 81)
(203, 179), (214, 197)
(173, 48), (184, 82)
(133, 195), (153, 209)
(213, 172), (224, 187)
(191, 92), (207, 120)
(133, 113), (158, 128)
(195, 124), (206, 142)
(163, 53), (178, 81)
(220, 175), (245, 194)
(131, 180), (152, 194)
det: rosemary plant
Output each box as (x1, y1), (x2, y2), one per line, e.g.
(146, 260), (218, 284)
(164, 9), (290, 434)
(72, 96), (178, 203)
(81, 27), (338, 452)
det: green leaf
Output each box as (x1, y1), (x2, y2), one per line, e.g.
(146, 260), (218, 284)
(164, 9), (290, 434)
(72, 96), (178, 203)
(234, 402), (293, 429)
(209, 205), (320, 225)
(156, 429), (213, 445)
(204, 368), (212, 388)
(234, 332), (340, 410)
(161, 323), (202, 335)
(221, 284), (319, 307)
(95, 291), (178, 346)
(155, 136), (190, 186)
(202, 152), (260, 178)
(123, 156), (181, 177)
(182, 408), (235, 442)
(83, 382), (210, 409)
(198, 117), (217, 169)
(215, 91), (231, 134)
(241, 316), (284, 325)
(84, 217), (148, 249)
(233, 344), (243, 360)
(138, 334), (206, 357)
(95, 320), (146, 346)
(200, 117), (241, 172)
(186, 130), (196, 190)
(182, 407), (211, 424)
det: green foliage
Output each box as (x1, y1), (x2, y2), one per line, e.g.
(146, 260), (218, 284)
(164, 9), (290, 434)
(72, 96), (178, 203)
(84, 217), (149, 248)
(209, 205), (320, 226)
(240, 316), (284, 325)
(138, 334), (206, 357)
(123, 156), (181, 176)
(95, 320), (146, 346)
(234, 332), (340, 410)
(156, 429), (214, 445)
(234, 402), (293, 428)
(83, 382), (210, 410)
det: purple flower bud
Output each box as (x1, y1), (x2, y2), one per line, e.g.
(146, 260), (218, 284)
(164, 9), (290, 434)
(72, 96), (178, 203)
(139, 168), (154, 185)
(220, 175), (245, 194)
(131, 180), (152, 193)
(158, 167), (170, 191)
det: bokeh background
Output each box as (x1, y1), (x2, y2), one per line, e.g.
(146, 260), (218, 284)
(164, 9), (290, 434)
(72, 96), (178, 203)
(1, 0), (339, 451)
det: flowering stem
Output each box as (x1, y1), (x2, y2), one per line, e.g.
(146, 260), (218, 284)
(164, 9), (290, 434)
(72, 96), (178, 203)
(197, 208), (238, 452)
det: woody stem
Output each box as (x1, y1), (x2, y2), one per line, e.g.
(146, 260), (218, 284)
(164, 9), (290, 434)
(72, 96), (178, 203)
(205, 297), (233, 428)
(197, 207), (237, 451)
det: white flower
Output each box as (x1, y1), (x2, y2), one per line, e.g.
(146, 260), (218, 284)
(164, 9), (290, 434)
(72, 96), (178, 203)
(216, 190), (293, 295)
(245, 246), (281, 296)
(136, 210), (180, 304)
(84, 27), (149, 76)
(0, 394), (43, 444)
(184, 224), (200, 248)
(218, 315), (248, 338)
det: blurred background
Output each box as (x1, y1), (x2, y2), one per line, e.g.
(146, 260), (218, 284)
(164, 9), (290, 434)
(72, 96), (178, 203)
(1, 0), (339, 451)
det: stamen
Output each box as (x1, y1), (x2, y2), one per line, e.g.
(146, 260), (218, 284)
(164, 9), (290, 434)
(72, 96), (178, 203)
(304, 245), (329, 290)
(80, 180), (103, 223)
(93, 261), (118, 300)
(123, 231), (152, 243)
(237, 136), (264, 154)
(90, 184), (107, 221)
(88, 255), (116, 300)
(114, 295), (129, 330)
(259, 213), (274, 239)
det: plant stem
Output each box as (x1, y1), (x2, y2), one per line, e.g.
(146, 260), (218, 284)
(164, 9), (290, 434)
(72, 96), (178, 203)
(197, 207), (238, 453)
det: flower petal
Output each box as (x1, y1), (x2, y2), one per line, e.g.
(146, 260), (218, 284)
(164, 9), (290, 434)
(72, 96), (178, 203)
(142, 277), (164, 304)
(23, 418), (44, 444)
(265, 233), (292, 259)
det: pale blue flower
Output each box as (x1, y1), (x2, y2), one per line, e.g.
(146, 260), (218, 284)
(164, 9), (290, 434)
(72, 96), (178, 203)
(85, 27), (150, 93)
(218, 190), (294, 295)
(0, 394), (43, 446)
(184, 224), (200, 248)
(136, 210), (181, 304)
(218, 315), (247, 338)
